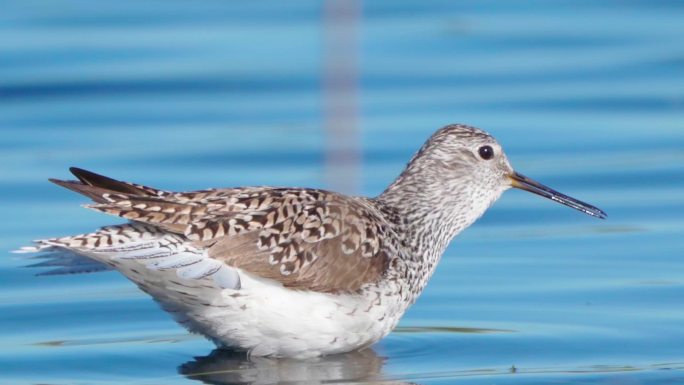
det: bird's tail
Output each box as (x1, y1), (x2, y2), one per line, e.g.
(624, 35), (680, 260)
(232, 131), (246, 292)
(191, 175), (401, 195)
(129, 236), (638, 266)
(15, 222), (240, 287)
(13, 223), (171, 276)
(17, 245), (112, 275)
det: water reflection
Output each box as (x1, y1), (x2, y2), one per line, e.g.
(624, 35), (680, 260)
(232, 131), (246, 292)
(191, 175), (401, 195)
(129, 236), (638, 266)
(179, 346), (684, 385)
(179, 348), (414, 385)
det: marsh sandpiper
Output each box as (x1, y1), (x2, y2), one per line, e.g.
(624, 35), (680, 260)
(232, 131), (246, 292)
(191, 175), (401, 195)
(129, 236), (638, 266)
(17, 124), (606, 358)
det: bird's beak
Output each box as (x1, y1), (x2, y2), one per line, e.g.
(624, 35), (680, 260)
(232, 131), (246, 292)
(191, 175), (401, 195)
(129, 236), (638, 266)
(508, 172), (607, 219)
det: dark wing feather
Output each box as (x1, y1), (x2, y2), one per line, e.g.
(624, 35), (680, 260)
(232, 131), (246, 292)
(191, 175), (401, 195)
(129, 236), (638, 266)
(69, 167), (163, 196)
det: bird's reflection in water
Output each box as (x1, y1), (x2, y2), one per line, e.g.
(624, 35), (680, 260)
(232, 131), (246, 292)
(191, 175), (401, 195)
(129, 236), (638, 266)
(179, 348), (414, 385)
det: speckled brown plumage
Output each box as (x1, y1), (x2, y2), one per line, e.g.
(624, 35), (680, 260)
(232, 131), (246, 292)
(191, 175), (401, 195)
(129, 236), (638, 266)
(21, 124), (605, 358)
(52, 169), (392, 293)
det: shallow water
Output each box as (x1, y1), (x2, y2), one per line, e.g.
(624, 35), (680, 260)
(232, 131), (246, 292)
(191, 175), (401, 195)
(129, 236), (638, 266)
(1, 1), (683, 384)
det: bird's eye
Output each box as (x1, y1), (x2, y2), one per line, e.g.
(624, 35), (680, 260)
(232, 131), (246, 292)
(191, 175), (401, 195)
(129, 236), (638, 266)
(478, 145), (494, 160)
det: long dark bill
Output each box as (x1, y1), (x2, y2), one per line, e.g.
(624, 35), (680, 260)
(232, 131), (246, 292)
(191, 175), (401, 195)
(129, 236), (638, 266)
(509, 172), (607, 219)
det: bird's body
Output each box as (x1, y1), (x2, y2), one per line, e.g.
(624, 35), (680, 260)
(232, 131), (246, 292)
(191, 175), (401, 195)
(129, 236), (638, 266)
(18, 125), (605, 358)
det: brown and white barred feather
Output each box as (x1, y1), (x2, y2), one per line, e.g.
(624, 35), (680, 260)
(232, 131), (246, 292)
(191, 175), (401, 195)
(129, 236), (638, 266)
(17, 223), (241, 289)
(30, 168), (392, 293)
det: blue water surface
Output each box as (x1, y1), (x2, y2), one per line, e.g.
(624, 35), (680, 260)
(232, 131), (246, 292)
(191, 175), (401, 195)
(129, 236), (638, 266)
(1, 1), (683, 384)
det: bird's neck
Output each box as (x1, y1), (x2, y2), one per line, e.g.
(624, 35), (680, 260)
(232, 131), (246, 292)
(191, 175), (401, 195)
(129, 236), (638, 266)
(376, 167), (496, 268)
(374, 171), (497, 310)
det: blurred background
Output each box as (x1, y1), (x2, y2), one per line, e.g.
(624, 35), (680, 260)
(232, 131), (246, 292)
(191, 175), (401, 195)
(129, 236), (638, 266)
(1, 1), (683, 384)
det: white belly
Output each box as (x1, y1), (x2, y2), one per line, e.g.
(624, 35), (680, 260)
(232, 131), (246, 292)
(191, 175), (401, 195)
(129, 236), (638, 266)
(175, 271), (403, 358)
(21, 227), (408, 358)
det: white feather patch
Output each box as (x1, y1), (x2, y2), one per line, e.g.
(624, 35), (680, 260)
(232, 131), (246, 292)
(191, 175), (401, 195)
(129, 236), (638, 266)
(17, 230), (241, 290)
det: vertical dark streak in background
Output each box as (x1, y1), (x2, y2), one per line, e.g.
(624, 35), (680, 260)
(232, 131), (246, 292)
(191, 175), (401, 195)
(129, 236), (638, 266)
(323, 0), (361, 195)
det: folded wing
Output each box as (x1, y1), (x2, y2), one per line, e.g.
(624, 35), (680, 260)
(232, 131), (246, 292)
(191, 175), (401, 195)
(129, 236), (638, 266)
(52, 168), (392, 293)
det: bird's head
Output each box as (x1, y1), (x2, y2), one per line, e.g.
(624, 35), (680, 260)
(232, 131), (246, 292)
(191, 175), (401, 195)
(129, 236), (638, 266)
(389, 124), (606, 220)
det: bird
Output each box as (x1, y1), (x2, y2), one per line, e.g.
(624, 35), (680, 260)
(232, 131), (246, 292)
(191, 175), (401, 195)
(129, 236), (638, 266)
(16, 124), (606, 359)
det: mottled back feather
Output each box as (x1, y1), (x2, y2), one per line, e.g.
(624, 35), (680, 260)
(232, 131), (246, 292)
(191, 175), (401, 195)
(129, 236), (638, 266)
(50, 169), (391, 293)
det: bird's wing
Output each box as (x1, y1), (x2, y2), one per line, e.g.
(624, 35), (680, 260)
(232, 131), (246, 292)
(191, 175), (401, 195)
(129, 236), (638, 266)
(51, 167), (167, 201)
(197, 191), (392, 293)
(52, 168), (392, 293)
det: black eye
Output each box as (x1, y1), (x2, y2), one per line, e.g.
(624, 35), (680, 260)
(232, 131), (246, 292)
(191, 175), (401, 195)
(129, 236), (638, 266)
(478, 145), (494, 160)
